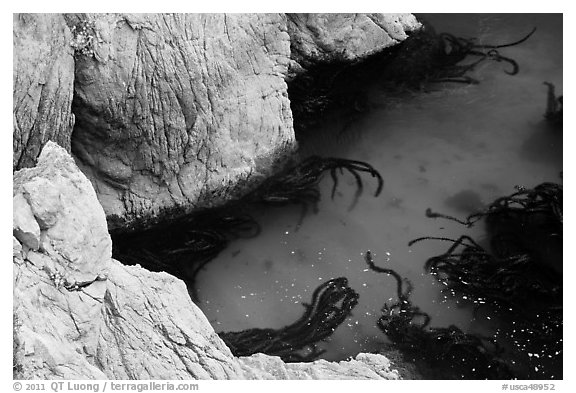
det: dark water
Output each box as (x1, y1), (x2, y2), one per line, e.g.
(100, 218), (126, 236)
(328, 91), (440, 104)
(195, 14), (563, 378)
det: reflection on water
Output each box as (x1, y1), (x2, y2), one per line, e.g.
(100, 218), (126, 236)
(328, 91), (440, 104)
(195, 14), (562, 378)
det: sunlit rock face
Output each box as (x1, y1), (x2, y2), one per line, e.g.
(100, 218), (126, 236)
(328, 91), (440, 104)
(13, 142), (403, 380)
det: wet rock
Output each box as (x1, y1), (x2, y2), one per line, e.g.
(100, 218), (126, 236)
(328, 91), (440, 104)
(13, 142), (402, 380)
(13, 13), (75, 170)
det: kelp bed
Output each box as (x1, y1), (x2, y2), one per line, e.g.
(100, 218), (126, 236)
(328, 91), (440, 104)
(288, 20), (536, 136)
(406, 182), (563, 379)
(111, 25), (561, 379)
(113, 159), (562, 378)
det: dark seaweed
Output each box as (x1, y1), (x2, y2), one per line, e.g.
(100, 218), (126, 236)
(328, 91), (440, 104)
(364, 251), (513, 379)
(246, 155), (383, 217)
(112, 204), (261, 301)
(219, 277), (359, 362)
(410, 183), (563, 378)
(289, 23), (535, 137)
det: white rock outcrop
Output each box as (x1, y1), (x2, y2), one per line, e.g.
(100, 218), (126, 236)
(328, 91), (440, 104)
(13, 13), (421, 230)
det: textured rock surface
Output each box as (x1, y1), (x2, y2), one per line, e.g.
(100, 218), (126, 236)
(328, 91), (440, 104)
(63, 13), (420, 229)
(287, 13), (421, 72)
(66, 13), (296, 229)
(13, 13), (75, 170)
(13, 142), (402, 380)
(13, 142), (113, 379)
(13, 194), (41, 251)
(13, 142), (111, 285)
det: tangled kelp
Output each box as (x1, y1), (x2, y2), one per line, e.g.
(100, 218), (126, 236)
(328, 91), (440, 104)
(424, 182), (562, 232)
(113, 156), (383, 301)
(375, 24), (536, 90)
(364, 251), (513, 379)
(407, 235), (562, 379)
(423, 183), (562, 272)
(482, 182), (562, 226)
(410, 183), (563, 378)
(247, 155), (384, 214)
(481, 183), (562, 275)
(414, 183), (563, 312)
(219, 277), (359, 362)
(408, 235), (561, 311)
(430, 27), (536, 83)
(289, 24), (535, 135)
